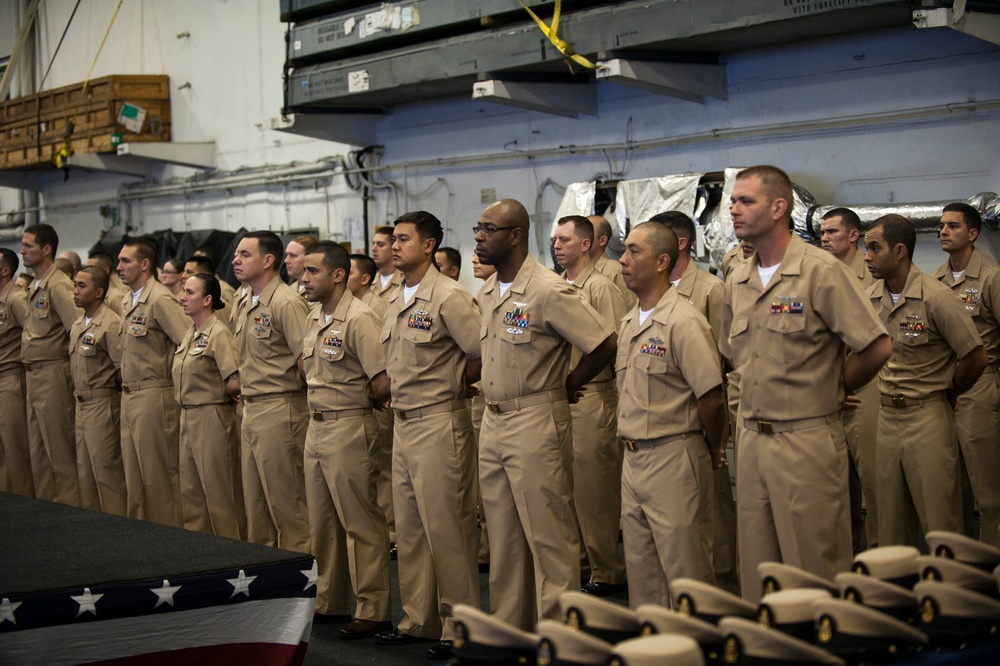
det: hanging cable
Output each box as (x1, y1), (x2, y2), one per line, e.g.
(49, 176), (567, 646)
(38, 0), (82, 90)
(53, 0), (124, 173)
(517, 0), (601, 72)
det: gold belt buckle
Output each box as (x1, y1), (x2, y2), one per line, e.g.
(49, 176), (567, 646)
(757, 420), (773, 435)
(394, 409), (407, 420)
(623, 439), (636, 451)
(122, 383), (131, 394)
(892, 396), (907, 408)
(486, 401), (501, 413)
(311, 410), (324, 421)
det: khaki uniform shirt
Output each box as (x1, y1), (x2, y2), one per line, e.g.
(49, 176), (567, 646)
(594, 253), (634, 310)
(119, 279), (189, 385)
(371, 271), (402, 301)
(22, 264), (81, 363)
(383, 265), (482, 411)
(932, 249), (1000, 366)
(105, 281), (129, 316)
(69, 304), (121, 393)
(360, 289), (388, 322)
(0, 281), (28, 370)
(304, 290), (385, 411)
(235, 275), (309, 397)
(868, 268), (982, 399)
(617, 288), (722, 440)
(566, 261), (626, 384)
(720, 242), (754, 281)
(172, 313), (239, 407)
(230, 285), (251, 330)
(674, 259), (725, 343)
(720, 235), (887, 420)
(477, 253), (614, 402)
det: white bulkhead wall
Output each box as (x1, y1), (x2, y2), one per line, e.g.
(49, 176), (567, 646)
(1, 0), (997, 291)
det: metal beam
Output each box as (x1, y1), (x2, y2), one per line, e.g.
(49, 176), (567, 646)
(595, 59), (727, 104)
(116, 142), (216, 170)
(472, 80), (597, 118)
(64, 154), (152, 178)
(912, 1), (1000, 46)
(266, 112), (379, 148)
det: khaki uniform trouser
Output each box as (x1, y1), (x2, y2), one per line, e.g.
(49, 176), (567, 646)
(373, 406), (395, 543)
(241, 393), (311, 553)
(26, 360), (79, 506)
(842, 379), (879, 551)
(304, 412), (391, 620)
(954, 369), (1000, 549)
(570, 386), (626, 586)
(470, 394), (489, 563)
(622, 433), (715, 609)
(737, 416), (852, 604)
(179, 403), (246, 540)
(877, 394), (964, 547)
(121, 386), (182, 526)
(479, 399), (581, 631)
(75, 392), (126, 516)
(0, 369), (33, 497)
(394, 406), (480, 640)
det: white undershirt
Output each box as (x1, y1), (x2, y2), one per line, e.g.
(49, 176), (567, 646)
(499, 280), (513, 298)
(670, 278), (681, 287)
(131, 287), (142, 307)
(251, 294), (260, 307)
(84, 315), (93, 327)
(324, 312), (333, 324)
(890, 292), (901, 304)
(638, 308), (653, 327)
(380, 272), (394, 289)
(757, 263), (779, 288)
(953, 270), (964, 282)
(403, 283), (419, 306)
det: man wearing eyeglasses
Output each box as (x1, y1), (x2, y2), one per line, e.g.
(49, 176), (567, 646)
(474, 199), (617, 630)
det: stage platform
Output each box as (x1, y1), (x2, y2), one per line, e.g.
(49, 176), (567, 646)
(0, 492), (315, 665)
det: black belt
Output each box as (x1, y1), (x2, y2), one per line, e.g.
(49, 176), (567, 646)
(879, 393), (943, 409)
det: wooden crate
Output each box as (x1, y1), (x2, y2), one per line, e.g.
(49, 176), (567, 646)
(0, 75), (171, 170)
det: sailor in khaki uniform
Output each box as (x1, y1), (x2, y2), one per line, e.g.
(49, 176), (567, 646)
(553, 215), (627, 597)
(375, 213), (481, 659)
(653, 210), (737, 587)
(86, 252), (128, 316)
(589, 215), (635, 310)
(469, 251), (496, 568)
(349, 252), (392, 543)
(475, 198), (617, 630)
(300, 242), (392, 638)
(370, 227), (402, 547)
(931, 203), (1000, 549)
(720, 167), (891, 602)
(70, 267), (125, 515)
(232, 231), (311, 552)
(182, 255), (239, 330)
(864, 214), (987, 547)
(118, 238), (189, 526)
(617, 222), (726, 608)
(21, 224), (82, 505)
(820, 207), (880, 551)
(0, 248), (32, 497)
(173, 274), (245, 539)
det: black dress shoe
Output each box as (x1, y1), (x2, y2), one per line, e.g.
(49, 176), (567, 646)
(582, 581), (627, 597)
(374, 628), (432, 645)
(390, 543), (398, 560)
(426, 640), (453, 660)
(338, 618), (392, 640)
(313, 612), (352, 624)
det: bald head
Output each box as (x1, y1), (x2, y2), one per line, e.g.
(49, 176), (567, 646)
(588, 215), (612, 259)
(487, 198), (530, 230)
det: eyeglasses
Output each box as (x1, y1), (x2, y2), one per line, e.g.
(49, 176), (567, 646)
(473, 224), (518, 236)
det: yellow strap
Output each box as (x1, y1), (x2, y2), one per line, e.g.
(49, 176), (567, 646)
(57, 0), (124, 168)
(518, 0), (600, 71)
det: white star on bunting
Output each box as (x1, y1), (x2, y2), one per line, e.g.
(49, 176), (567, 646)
(72, 588), (104, 617)
(301, 560), (318, 591)
(227, 569), (257, 598)
(151, 579), (181, 608)
(1, 597), (22, 625)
